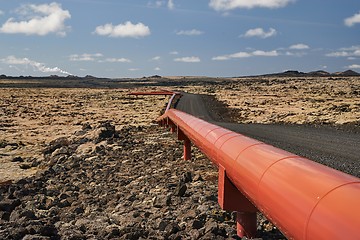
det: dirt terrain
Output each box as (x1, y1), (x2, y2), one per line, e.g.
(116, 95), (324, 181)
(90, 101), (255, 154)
(0, 86), (284, 239)
(0, 76), (359, 239)
(0, 88), (167, 183)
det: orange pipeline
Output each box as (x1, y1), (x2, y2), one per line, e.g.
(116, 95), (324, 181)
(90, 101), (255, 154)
(159, 109), (360, 239)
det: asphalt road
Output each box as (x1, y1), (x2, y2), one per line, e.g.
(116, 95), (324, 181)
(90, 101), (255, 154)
(175, 93), (360, 177)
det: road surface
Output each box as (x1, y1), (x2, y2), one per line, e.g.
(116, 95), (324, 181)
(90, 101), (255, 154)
(175, 93), (360, 177)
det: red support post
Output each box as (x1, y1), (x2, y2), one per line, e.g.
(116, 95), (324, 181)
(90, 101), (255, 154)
(236, 212), (257, 238)
(183, 138), (191, 160)
(170, 124), (176, 133)
(167, 119), (177, 133)
(177, 128), (191, 160)
(218, 165), (257, 238)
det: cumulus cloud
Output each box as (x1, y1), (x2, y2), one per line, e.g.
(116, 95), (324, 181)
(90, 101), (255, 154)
(0, 2), (71, 36)
(176, 29), (204, 36)
(1, 55), (71, 75)
(69, 53), (103, 61)
(209, 0), (295, 11)
(326, 46), (360, 57)
(344, 12), (360, 27)
(282, 44), (310, 57)
(242, 27), (277, 38)
(174, 56), (201, 62)
(170, 51), (179, 55)
(70, 53), (131, 63)
(252, 50), (279, 56)
(168, 0), (175, 10)
(104, 58), (131, 63)
(285, 51), (306, 57)
(289, 43), (310, 50)
(150, 56), (161, 61)
(94, 21), (151, 38)
(148, 0), (174, 9)
(154, 67), (161, 71)
(148, 1), (164, 8)
(347, 64), (360, 69)
(212, 50), (278, 60)
(326, 51), (351, 57)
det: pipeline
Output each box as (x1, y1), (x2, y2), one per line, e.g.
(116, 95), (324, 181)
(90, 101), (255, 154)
(132, 91), (360, 239)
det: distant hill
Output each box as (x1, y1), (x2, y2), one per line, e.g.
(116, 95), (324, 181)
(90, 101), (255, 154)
(0, 74), (107, 80)
(258, 69), (359, 77)
(1, 69), (359, 80)
(334, 70), (360, 76)
(308, 70), (330, 76)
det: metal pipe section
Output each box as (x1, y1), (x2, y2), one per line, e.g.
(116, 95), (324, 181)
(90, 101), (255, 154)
(159, 109), (360, 239)
(165, 93), (180, 112)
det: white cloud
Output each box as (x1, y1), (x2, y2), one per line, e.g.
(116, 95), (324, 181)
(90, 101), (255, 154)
(212, 55), (232, 61)
(170, 51), (179, 55)
(252, 50), (279, 56)
(346, 64), (360, 69)
(155, 1), (164, 7)
(0, 10), (4, 16)
(168, 0), (175, 10)
(104, 58), (131, 63)
(154, 67), (161, 71)
(174, 56), (201, 62)
(242, 27), (277, 38)
(326, 46), (360, 57)
(147, 1), (163, 8)
(229, 52), (252, 58)
(70, 53), (131, 63)
(209, 0), (295, 11)
(326, 51), (349, 57)
(212, 50), (278, 60)
(285, 51), (307, 57)
(176, 29), (204, 36)
(1, 55), (71, 75)
(69, 53), (103, 61)
(129, 68), (140, 71)
(340, 46), (360, 51)
(150, 56), (161, 61)
(94, 21), (151, 38)
(289, 43), (310, 50)
(0, 3), (71, 36)
(344, 12), (360, 27)
(148, 0), (174, 9)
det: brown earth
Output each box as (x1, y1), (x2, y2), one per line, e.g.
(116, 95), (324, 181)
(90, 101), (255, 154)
(0, 85), (284, 239)
(0, 88), (168, 183)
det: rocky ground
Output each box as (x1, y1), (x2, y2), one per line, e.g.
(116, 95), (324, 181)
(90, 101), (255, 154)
(0, 88), (167, 183)
(0, 121), (283, 239)
(0, 87), (284, 239)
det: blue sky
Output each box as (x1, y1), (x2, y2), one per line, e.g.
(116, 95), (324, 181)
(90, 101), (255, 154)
(0, 0), (359, 78)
